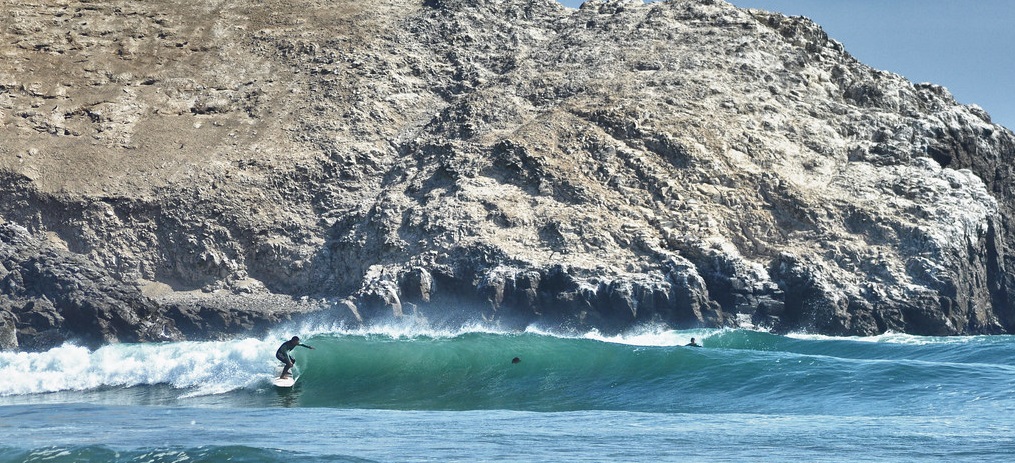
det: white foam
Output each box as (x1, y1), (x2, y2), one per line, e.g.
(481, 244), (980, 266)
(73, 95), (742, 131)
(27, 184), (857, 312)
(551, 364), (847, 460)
(0, 338), (275, 397)
(785, 331), (971, 345)
(266, 315), (521, 342)
(579, 325), (711, 347)
(326, 319), (514, 340)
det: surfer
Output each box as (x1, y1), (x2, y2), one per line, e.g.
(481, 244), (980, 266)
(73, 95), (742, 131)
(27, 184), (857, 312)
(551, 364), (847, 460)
(276, 336), (314, 379)
(686, 338), (700, 347)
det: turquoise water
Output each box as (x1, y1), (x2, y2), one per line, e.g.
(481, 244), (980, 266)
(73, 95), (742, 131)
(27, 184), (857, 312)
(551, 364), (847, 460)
(2, 325), (1014, 461)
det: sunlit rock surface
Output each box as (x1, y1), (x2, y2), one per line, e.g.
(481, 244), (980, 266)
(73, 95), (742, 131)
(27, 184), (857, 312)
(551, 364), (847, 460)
(2, 0), (1014, 349)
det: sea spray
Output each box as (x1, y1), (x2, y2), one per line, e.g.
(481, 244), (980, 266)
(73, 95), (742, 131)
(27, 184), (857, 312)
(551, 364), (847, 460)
(0, 338), (272, 397)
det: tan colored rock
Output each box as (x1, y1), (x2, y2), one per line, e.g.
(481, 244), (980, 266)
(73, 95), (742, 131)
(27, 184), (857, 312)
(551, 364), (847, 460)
(2, 0), (1014, 349)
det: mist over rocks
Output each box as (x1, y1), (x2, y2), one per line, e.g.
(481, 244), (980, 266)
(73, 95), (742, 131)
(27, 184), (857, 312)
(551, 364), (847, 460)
(2, 0), (1014, 350)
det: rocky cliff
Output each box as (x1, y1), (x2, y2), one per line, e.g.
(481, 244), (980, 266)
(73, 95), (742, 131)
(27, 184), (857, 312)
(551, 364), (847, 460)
(2, 0), (1014, 350)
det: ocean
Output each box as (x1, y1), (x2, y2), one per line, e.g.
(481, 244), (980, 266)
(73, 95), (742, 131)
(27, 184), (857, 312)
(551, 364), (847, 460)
(1, 323), (1013, 462)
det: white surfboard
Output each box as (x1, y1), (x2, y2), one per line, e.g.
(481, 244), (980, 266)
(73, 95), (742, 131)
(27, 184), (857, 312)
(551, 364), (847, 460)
(272, 374), (296, 388)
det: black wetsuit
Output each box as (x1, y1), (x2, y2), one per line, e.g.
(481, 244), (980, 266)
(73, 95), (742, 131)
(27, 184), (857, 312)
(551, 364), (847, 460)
(276, 339), (311, 366)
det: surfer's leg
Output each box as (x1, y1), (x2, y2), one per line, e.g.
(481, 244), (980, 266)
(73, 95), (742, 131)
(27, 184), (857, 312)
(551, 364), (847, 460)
(282, 356), (297, 378)
(279, 352), (294, 378)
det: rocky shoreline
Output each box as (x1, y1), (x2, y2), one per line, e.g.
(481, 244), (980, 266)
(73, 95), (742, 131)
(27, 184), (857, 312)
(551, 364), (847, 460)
(2, 0), (1014, 351)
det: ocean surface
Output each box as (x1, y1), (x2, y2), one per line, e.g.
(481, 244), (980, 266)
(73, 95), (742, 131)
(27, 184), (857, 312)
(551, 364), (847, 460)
(1, 322), (1013, 462)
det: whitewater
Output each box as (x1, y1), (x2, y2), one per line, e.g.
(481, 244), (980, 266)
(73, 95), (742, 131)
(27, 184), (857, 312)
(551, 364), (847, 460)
(2, 324), (1014, 462)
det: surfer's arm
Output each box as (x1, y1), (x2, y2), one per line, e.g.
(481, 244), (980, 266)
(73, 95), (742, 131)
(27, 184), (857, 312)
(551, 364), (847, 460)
(299, 343), (315, 349)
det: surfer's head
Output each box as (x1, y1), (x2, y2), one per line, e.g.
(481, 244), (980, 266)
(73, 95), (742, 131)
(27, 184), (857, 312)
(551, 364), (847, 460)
(292, 336), (300, 342)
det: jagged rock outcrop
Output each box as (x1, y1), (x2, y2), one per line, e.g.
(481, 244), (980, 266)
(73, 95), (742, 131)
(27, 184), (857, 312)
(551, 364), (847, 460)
(0, 221), (176, 349)
(2, 0), (1014, 350)
(0, 220), (325, 348)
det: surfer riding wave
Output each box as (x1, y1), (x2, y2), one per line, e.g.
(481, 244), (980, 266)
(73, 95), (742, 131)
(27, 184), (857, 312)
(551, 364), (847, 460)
(276, 336), (314, 379)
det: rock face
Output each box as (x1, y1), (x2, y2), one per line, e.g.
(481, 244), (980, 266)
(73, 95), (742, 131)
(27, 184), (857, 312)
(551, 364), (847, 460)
(2, 0), (1014, 350)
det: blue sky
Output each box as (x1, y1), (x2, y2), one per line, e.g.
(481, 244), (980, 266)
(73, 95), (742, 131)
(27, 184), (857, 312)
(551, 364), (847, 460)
(557, 0), (1014, 130)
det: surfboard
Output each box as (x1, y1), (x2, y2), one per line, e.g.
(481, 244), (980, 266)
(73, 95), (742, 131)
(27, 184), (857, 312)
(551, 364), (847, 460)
(272, 374), (296, 388)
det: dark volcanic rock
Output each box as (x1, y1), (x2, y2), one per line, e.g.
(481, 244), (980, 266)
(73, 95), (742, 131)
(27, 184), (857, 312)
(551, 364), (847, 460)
(2, 0), (1015, 350)
(0, 222), (177, 348)
(0, 222), (327, 349)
